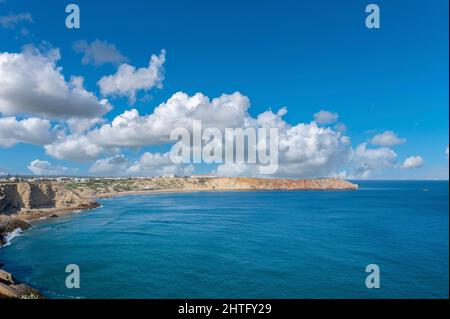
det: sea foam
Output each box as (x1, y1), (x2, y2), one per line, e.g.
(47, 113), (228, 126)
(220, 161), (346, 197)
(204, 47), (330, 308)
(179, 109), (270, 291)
(1, 228), (23, 247)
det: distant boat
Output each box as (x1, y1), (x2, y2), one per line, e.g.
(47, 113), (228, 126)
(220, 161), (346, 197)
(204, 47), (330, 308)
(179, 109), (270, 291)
(422, 189), (430, 192)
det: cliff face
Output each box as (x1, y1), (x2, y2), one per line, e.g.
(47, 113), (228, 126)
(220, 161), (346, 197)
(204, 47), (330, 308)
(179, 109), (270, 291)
(76, 177), (358, 197)
(202, 177), (358, 191)
(0, 181), (98, 246)
(0, 215), (30, 246)
(0, 182), (99, 216)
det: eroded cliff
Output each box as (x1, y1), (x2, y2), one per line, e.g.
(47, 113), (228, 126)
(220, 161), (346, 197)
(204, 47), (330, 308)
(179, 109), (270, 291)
(0, 182), (99, 217)
(0, 181), (99, 245)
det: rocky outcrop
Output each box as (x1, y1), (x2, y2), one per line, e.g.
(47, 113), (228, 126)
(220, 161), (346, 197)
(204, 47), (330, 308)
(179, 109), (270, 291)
(0, 182), (97, 299)
(0, 215), (30, 246)
(0, 269), (43, 299)
(0, 181), (99, 245)
(0, 181), (99, 220)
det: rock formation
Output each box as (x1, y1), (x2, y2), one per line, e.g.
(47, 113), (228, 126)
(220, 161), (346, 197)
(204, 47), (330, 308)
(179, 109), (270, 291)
(0, 181), (99, 216)
(0, 181), (99, 245)
(0, 215), (30, 246)
(0, 268), (44, 299)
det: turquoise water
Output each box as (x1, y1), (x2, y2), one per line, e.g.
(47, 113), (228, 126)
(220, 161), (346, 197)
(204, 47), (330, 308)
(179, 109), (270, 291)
(0, 181), (448, 298)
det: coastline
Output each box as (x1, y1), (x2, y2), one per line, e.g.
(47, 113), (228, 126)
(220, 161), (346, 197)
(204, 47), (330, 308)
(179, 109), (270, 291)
(0, 177), (358, 298)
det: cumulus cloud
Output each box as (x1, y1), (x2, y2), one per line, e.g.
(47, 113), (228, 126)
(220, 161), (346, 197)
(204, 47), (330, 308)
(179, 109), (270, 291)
(0, 45), (112, 119)
(44, 135), (107, 162)
(27, 159), (76, 176)
(66, 118), (104, 134)
(215, 110), (351, 178)
(89, 91), (250, 147)
(73, 39), (128, 66)
(402, 156), (424, 169)
(0, 13), (33, 28)
(89, 154), (129, 174)
(98, 49), (166, 104)
(41, 90), (395, 179)
(128, 152), (194, 176)
(275, 122), (351, 178)
(90, 153), (193, 177)
(0, 116), (54, 147)
(44, 91), (249, 162)
(26, 88), (403, 179)
(350, 143), (397, 178)
(370, 131), (406, 147)
(313, 110), (338, 125)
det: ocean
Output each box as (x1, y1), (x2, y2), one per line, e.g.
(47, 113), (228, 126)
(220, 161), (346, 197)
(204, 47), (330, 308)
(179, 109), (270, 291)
(0, 181), (448, 298)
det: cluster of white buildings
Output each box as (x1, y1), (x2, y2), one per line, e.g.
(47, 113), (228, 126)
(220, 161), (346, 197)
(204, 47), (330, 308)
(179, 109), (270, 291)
(0, 175), (218, 183)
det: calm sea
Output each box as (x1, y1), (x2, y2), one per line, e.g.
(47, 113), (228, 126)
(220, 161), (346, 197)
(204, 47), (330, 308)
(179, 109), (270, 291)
(0, 181), (448, 298)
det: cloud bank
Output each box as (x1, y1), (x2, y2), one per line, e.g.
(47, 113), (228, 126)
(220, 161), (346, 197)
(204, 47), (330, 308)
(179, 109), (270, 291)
(0, 45), (431, 179)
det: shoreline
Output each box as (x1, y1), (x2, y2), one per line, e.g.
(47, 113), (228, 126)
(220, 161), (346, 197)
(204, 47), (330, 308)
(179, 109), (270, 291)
(0, 178), (358, 298)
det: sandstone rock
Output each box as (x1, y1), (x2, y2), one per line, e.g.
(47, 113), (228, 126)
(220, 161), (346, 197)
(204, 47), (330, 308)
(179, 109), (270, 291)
(0, 215), (31, 246)
(0, 269), (14, 285)
(0, 270), (44, 299)
(0, 181), (99, 220)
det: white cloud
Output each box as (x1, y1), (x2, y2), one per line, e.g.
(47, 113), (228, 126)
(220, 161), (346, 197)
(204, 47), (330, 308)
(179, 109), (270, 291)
(0, 116), (54, 147)
(89, 154), (129, 174)
(402, 156), (424, 169)
(215, 162), (256, 177)
(90, 153), (193, 177)
(313, 110), (338, 125)
(45, 91), (250, 162)
(216, 110), (351, 178)
(45, 135), (107, 162)
(275, 122), (351, 178)
(127, 152), (194, 177)
(27, 159), (76, 176)
(98, 49), (166, 104)
(30, 88), (407, 179)
(350, 143), (397, 178)
(446, 146), (449, 160)
(73, 39), (128, 66)
(89, 91), (250, 147)
(0, 45), (112, 119)
(0, 13), (33, 28)
(43, 90), (393, 179)
(370, 130), (406, 147)
(66, 118), (103, 134)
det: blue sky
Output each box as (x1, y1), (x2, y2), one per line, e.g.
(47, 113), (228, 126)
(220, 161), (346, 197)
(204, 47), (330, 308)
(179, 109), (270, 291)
(0, 0), (448, 179)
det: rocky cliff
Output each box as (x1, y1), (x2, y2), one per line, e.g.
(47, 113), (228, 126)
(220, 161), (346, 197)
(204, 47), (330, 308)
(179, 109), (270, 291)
(0, 181), (99, 245)
(0, 181), (99, 217)
(0, 268), (44, 299)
